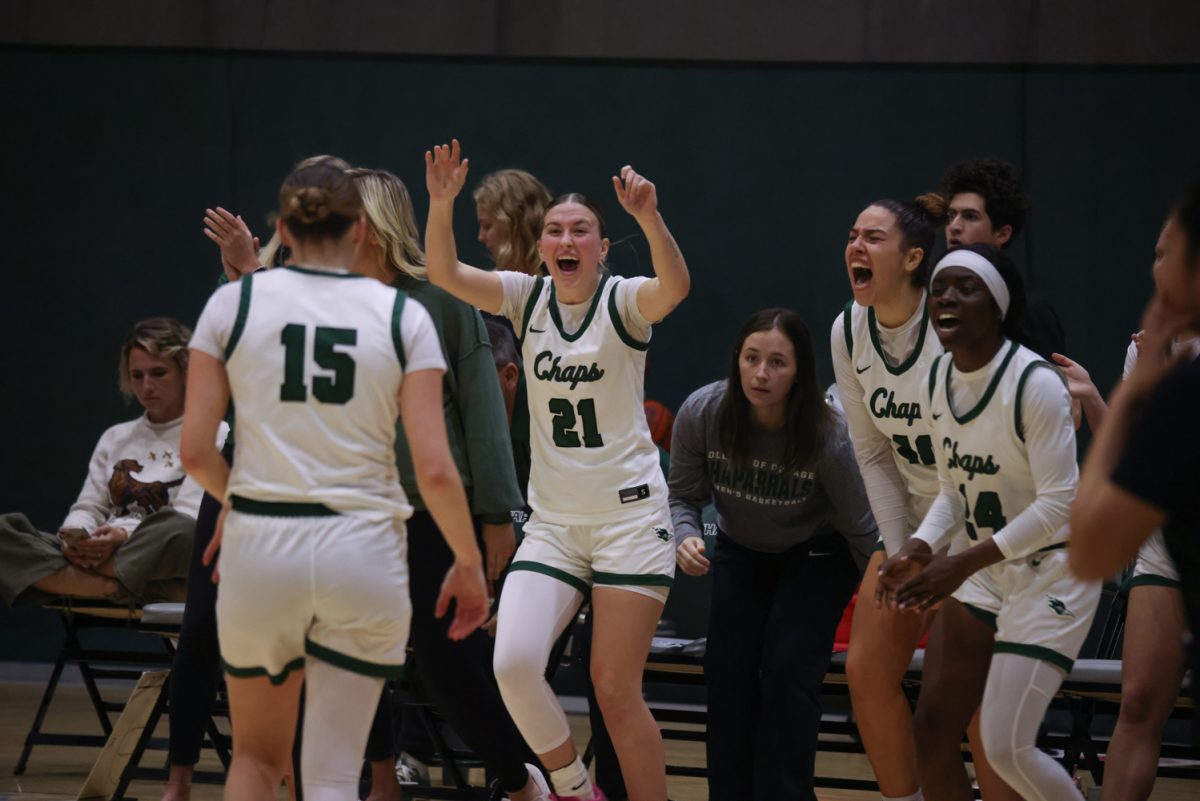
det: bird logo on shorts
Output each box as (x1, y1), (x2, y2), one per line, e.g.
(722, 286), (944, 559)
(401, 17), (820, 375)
(654, 527), (671, 543)
(1046, 596), (1075, 618)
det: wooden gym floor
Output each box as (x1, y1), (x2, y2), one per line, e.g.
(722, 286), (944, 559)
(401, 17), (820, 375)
(0, 669), (1195, 801)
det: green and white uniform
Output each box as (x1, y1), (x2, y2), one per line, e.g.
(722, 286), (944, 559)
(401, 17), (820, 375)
(191, 266), (445, 682)
(914, 340), (1100, 671)
(498, 271), (673, 598)
(831, 297), (955, 555)
(1123, 339), (1194, 588)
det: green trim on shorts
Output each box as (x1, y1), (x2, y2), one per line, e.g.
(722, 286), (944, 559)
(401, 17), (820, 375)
(1127, 574), (1182, 590)
(222, 656), (305, 686)
(593, 571), (674, 589)
(304, 638), (406, 679)
(962, 602), (998, 631)
(230, 495), (338, 517)
(1037, 542), (1067, 553)
(224, 272), (254, 360)
(993, 641), (1074, 673)
(509, 561), (590, 595)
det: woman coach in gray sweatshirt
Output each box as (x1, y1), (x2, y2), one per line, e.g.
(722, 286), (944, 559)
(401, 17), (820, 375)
(669, 307), (877, 801)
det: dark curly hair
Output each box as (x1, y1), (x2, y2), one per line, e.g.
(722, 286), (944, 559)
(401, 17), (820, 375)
(939, 158), (1032, 246)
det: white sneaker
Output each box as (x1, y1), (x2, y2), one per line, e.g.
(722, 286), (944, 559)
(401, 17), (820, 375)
(394, 751), (431, 786)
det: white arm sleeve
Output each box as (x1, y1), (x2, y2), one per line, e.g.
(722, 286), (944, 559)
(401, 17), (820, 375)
(830, 313), (913, 555)
(911, 443), (965, 553)
(190, 282), (242, 362)
(990, 367), (1077, 559)
(400, 299), (448, 375)
(497, 271), (538, 332)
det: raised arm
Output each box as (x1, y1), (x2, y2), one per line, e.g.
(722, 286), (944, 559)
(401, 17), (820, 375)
(614, 166), (690, 323)
(424, 140), (504, 314)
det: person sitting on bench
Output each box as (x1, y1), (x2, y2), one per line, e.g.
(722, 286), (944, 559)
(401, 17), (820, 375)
(0, 317), (226, 607)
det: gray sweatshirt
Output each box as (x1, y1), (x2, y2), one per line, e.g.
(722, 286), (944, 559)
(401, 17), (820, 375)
(668, 380), (879, 570)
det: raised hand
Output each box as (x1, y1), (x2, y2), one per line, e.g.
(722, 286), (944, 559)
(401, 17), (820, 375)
(204, 207), (260, 279)
(612, 165), (659, 224)
(425, 139), (470, 202)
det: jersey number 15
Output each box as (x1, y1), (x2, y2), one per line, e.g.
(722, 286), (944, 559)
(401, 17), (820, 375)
(280, 323), (357, 405)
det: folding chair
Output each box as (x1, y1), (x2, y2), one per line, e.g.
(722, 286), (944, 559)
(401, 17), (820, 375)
(14, 599), (172, 774)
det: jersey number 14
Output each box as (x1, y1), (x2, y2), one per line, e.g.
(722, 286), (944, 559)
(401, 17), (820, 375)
(280, 324), (357, 404)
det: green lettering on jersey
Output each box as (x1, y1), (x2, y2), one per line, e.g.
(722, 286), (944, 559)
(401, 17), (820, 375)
(549, 397), (604, 448)
(869, 387), (923, 427)
(533, 350), (606, 390)
(944, 438), (1001, 480)
(279, 323), (358, 405)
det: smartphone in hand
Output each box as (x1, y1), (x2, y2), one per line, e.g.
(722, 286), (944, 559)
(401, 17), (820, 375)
(58, 528), (89, 547)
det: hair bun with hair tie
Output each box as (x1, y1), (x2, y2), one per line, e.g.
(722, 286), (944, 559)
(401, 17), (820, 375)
(293, 187), (331, 224)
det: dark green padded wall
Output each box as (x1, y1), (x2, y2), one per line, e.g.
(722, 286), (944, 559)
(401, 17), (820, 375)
(4, 48), (1199, 535)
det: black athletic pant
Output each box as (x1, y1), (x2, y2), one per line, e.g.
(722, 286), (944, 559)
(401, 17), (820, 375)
(365, 511), (537, 793)
(704, 531), (860, 801)
(167, 444), (230, 766)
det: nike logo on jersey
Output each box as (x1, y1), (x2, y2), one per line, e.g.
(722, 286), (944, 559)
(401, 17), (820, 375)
(533, 350), (606, 390)
(654, 527), (671, 542)
(932, 412), (942, 420)
(869, 388), (923, 427)
(529, 327), (547, 333)
(856, 364), (871, 374)
(1046, 596), (1075, 618)
(943, 438), (1001, 480)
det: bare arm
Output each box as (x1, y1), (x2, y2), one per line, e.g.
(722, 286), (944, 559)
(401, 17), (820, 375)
(613, 166), (690, 323)
(424, 140), (504, 314)
(179, 350), (231, 501)
(400, 368), (488, 639)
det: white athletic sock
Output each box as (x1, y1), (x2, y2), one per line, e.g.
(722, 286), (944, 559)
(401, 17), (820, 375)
(549, 757), (593, 799)
(882, 791), (924, 801)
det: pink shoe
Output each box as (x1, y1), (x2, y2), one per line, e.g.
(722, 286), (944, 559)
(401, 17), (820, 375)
(549, 787), (607, 801)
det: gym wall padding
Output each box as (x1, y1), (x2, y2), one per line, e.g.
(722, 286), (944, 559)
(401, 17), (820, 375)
(2, 49), (1199, 645)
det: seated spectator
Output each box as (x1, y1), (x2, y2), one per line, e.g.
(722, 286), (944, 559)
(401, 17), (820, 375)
(0, 317), (226, 607)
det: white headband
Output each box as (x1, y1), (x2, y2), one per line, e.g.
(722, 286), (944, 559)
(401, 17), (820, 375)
(930, 250), (1011, 319)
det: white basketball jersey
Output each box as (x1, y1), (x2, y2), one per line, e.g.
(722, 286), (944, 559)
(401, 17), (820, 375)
(840, 299), (943, 512)
(214, 267), (422, 519)
(517, 274), (666, 524)
(925, 340), (1072, 550)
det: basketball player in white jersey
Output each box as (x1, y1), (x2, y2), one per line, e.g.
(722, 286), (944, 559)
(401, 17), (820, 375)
(180, 160), (488, 801)
(832, 193), (982, 801)
(879, 243), (1101, 801)
(423, 140), (689, 801)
